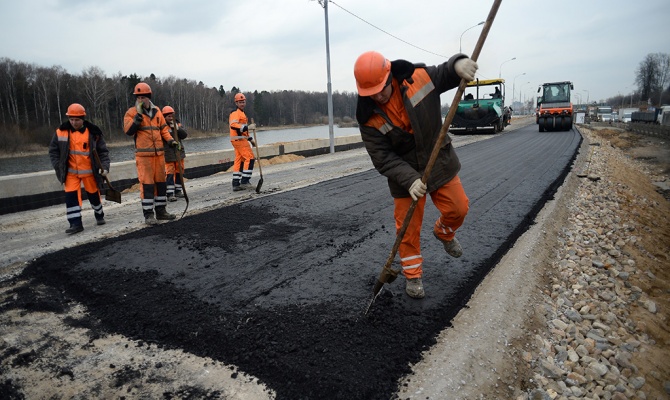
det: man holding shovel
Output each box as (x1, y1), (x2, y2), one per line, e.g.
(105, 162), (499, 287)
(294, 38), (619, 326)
(354, 51), (477, 299)
(161, 106), (188, 202)
(229, 93), (256, 191)
(48, 103), (110, 234)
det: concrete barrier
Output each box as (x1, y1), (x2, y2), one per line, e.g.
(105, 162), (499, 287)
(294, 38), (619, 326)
(0, 135), (364, 215)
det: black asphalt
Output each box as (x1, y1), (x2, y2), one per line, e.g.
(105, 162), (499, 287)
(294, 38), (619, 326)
(14, 125), (581, 399)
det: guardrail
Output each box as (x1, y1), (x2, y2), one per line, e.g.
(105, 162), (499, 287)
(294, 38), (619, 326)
(0, 135), (365, 215)
(628, 122), (670, 138)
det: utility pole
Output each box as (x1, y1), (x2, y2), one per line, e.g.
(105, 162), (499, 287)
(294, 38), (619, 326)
(320, 0), (335, 153)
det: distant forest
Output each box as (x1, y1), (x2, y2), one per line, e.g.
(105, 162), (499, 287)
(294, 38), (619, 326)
(0, 57), (359, 151)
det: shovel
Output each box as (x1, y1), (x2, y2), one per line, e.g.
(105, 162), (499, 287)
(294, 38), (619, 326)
(93, 149), (122, 204)
(250, 118), (264, 193)
(364, 0), (502, 315)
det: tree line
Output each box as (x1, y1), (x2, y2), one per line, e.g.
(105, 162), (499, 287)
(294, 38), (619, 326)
(0, 57), (359, 152)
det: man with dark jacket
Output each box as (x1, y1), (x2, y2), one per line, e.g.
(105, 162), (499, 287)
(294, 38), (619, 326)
(354, 51), (477, 299)
(48, 103), (110, 234)
(161, 106), (188, 201)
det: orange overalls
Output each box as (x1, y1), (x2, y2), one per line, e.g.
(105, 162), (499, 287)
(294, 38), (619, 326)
(229, 108), (255, 188)
(371, 79), (469, 279)
(124, 105), (174, 217)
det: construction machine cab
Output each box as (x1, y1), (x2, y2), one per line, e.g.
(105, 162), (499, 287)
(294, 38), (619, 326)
(450, 78), (508, 134)
(537, 81), (574, 132)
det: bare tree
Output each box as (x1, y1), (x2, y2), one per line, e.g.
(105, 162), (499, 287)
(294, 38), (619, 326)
(635, 52), (670, 105)
(81, 66), (112, 125)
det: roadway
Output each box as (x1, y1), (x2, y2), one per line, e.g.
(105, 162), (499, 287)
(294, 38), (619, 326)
(2, 119), (582, 399)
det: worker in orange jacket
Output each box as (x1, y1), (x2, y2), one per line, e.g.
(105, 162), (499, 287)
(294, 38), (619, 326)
(354, 51), (478, 299)
(161, 106), (188, 201)
(48, 103), (110, 234)
(229, 93), (256, 191)
(124, 82), (179, 224)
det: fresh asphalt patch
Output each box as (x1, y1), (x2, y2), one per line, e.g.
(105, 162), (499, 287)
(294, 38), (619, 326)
(10, 126), (581, 399)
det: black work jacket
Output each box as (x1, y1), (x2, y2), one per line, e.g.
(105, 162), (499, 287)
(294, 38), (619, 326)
(356, 54), (466, 198)
(48, 120), (110, 185)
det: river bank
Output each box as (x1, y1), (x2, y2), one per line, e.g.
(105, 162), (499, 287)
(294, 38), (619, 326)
(0, 123), (346, 159)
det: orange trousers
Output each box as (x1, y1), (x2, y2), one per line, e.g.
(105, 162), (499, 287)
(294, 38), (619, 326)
(64, 174), (99, 205)
(393, 175), (469, 279)
(231, 140), (255, 185)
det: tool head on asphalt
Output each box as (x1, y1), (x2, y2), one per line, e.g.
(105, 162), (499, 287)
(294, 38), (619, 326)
(251, 118), (264, 193)
(105, 187), (122, 204)
(363, 266), (400, 315)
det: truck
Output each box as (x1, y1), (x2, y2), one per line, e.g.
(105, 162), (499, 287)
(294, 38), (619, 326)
(537, 81), (574, 132)
(450, 78), (510, 134)
(658, 105), (670, 126)
(618, 108), (636, 123)
(596, 106), (613, 122)
(632, 108), (662, 123)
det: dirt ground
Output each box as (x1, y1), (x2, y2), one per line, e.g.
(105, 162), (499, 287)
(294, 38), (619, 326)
(1, 122), (668, 399)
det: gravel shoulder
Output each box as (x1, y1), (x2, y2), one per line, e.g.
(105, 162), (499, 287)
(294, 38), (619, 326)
(2, 121), (668, 399)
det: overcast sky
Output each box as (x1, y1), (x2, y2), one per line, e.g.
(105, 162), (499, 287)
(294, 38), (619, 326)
(1, 0), (669, 106)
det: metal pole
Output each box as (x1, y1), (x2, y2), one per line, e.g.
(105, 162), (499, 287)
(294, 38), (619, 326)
(322, 0), (335, 153)
(499, 57), (516, 78)
(512, 72), (525, 104)
(459, 21), (484, 53)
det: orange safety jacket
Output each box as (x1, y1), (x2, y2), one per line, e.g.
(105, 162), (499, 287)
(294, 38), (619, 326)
(48, 120), (109, 185)
(229, 108), (250, 142)
(124, 104), (173, 156)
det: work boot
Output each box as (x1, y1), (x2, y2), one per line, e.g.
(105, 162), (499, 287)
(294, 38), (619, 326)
(233, 186), (244, 192)
(167, 195), (177, 202)
(175, 191), (185, 198)
(65, 224), (84, 234)
(240, 182), (251, 190)
(96, 217), (106, 226)
(155, 206), (176, 221)
(405, 278), (425, 299)
(144, 210), (158, 225)
(433, 231), (463, 258)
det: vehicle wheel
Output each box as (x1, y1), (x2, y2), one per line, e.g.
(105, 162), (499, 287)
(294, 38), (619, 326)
(565, 116), (573, 130)
(538, 118), (545, 132)
(558, 116), (566, 131)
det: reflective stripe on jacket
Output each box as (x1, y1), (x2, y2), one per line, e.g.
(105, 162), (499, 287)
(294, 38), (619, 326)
(48, 120), (110, 185)
(124, 105), (173, 157)
(229, 108), (249, 141)
(356, 54), (466, 198)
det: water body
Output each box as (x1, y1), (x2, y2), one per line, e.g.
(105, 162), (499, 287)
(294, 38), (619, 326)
(0, 125), (360, 177)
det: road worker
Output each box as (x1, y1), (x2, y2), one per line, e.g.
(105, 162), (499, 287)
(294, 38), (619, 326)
(229, 93), (256, 191)
(48, 103), (110, 234)
(354, 51), (478, 299)
(124, 82), (179, 224)
(161, 106), (188, 201)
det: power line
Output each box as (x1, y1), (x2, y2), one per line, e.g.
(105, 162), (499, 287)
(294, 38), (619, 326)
(328, 1), (449, 59)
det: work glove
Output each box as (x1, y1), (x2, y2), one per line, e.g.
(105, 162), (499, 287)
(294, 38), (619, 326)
(240, 124), (248, 133)
(248, 138), (255, 146)
(168, 140), (181, 150)
(134, 113), (143, 124)
(454, 58), (478, 82)
(99, 169), (108, 177)
(248, 123), (257, 131)
(408, 179), (427, 201)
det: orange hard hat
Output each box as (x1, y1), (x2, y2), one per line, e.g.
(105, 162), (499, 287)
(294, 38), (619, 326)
(162, 106), (175, 115)
(65, 103), (86, 117)
(133, 82), (152, 96)
(354, 51), (391, 96)
(234, 93), (246, 102)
